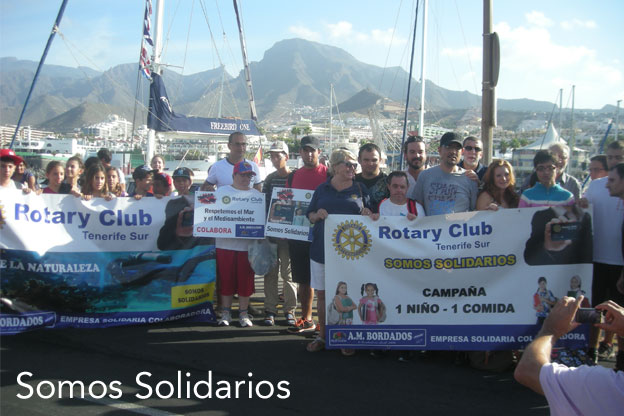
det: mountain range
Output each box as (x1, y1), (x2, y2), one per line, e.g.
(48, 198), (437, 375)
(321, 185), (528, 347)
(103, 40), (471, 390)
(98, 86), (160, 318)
(0, 38), (613, 133)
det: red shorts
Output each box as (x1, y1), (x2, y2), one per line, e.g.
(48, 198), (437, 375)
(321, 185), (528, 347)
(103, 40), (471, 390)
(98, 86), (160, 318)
(216, 248), (255, 297)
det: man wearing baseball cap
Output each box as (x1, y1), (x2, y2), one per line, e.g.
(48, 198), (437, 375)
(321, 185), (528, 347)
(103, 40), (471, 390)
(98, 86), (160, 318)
(261, 141), (297, 326)
(1, 149), (28, 190)
(286, 135), (329, 334)
(215, 160), (264, 328)
(409, 132), (478, 215)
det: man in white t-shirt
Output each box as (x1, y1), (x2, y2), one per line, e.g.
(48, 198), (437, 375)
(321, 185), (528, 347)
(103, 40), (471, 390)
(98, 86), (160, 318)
(215, 161), (263, 328)
(201, 132), (262, 191)
(373, 171), (425, 219)
(514, 296), (624, 415)
(580, 140), (624, 365)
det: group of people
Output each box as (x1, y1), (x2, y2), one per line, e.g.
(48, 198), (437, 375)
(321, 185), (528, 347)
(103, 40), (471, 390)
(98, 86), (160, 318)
(0, 147), (188, 200)
(3, 129), (623, 412)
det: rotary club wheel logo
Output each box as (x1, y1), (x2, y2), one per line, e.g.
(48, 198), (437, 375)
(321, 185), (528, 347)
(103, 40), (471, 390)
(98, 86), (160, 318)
(332, 220), (372, 260)
(221, 195), (231, 204)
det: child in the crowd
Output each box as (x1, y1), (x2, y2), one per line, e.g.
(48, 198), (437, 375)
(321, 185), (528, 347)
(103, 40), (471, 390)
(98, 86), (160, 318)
(42, 161), (66, 194)
(12, 160), (37, 191)
(0, 149), (31, 192)
(106, 166), (127, 197)
(151, 154), (172, 191)
(153, 172), (172, 197)
(172, 167), (194, 196)
(81, 164), (114, 201)
(131, 165), (155, 199)
(64, 155), (84, 194)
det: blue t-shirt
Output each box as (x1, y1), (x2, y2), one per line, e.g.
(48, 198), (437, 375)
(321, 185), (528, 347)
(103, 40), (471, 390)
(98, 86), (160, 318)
(307, 179), (370, 264)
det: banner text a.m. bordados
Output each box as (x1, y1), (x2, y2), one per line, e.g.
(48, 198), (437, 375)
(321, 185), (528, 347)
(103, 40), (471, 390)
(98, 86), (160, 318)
(324, 208), (593, 351)
(0, 190), (217, 334)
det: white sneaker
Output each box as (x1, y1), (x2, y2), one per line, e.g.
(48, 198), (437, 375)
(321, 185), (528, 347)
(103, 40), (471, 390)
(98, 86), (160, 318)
(239, 313), (253, 327)
(218, 310), (231, 326)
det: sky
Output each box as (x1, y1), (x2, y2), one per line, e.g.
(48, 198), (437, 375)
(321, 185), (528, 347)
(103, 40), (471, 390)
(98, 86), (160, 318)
(1, 0), (622, 110)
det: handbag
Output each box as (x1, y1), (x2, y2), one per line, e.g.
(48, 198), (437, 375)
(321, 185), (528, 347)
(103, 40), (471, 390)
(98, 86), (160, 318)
(247, 239), (277, 275)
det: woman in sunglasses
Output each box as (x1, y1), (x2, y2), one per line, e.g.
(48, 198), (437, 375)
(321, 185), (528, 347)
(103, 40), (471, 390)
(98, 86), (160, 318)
(305, 148), (372, 355)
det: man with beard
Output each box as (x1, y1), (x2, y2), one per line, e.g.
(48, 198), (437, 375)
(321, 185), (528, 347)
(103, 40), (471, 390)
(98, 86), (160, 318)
(404, 135), (427, 197)
(411, 132), (478, 215)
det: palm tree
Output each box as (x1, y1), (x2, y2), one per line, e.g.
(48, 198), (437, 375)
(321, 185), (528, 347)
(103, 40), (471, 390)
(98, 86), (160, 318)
(291, 127), (301, 140)
(303, 126), (312, 136)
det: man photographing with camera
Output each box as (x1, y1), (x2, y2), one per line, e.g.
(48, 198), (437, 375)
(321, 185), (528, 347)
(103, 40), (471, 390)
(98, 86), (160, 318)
(514, 296), (624, 415)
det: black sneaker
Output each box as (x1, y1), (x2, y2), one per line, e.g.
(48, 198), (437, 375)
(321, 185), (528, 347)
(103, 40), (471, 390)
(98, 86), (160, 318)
(597, 342), (615, 359)
(586, 348), (598, 366)
(287, 318), (316, 334)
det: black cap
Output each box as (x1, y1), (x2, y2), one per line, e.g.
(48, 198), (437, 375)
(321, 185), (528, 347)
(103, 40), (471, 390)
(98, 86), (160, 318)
(300, 135), (320, 150)
(132, 164), (156, 180)
(439, 132), (463, 147)
(172, 167), (193, 179)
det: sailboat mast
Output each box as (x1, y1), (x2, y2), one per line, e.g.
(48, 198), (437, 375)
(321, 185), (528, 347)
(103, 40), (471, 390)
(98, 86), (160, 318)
(558, 88), (563, 131)
(233, 0), (258, 122)
(10, 0), (69, 148)
(147, 0), (165, 163)
(418, 0), (428, 136)
(570, 84), (576, 156)
(330, 83), (333, 151)
(398, 0), (420, 170)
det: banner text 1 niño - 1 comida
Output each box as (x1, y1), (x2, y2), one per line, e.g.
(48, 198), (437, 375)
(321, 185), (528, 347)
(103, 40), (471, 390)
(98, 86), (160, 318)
(323, 206), (593, 351)
(0, 190), (216, 334)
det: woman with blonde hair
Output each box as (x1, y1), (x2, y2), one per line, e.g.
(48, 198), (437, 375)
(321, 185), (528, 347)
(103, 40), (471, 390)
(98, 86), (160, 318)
(477, 159), (519, 210)
(306, 148), (372, 355)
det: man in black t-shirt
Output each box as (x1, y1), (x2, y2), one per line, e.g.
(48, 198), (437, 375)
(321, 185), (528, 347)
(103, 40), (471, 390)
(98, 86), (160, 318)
(354, 143), (388, 213)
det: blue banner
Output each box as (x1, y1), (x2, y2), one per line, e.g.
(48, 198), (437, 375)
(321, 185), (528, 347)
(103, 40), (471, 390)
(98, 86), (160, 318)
(0, 190), (216, 334)
(147, 73), (260, 135)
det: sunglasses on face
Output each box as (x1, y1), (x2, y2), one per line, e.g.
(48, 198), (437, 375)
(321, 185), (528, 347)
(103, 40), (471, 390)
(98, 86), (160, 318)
(464, 146), (482, 152)
(344, 162), (358, 169)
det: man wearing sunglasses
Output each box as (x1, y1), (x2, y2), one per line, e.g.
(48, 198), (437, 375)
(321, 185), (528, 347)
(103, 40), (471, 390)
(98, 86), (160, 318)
(411, 132), (478, 215)
(459, 136), (487, 181)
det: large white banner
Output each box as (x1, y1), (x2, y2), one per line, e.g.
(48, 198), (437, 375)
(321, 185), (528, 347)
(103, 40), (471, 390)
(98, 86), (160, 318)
(324, 207), (593, 350)
(0, 189), (216, 333)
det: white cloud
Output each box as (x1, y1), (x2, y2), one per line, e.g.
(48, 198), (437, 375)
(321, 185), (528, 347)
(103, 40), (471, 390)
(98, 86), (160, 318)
(370, 28), (407, 46)
(492, 18), (622, 108)
(327, 21), (355, 39)
(525, 11), (554, 27)
(560, 19), (596, 30)
(288, 25), (321, 42)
